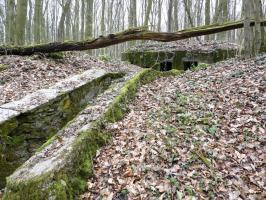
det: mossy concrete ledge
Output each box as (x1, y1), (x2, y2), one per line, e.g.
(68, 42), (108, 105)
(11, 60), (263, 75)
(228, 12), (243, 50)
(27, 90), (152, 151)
(0, 68), (124, 189)
(3, 69), (182, 200)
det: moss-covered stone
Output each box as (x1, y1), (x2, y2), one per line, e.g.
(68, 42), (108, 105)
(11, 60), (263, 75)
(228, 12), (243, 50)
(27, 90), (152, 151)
(0, 72), (124, 189)
(122, 48), (237, 70)
(3, 69), (182, 200)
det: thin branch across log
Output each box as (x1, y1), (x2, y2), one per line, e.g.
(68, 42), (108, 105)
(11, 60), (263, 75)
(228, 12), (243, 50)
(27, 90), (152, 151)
(1, 20), (266, 56)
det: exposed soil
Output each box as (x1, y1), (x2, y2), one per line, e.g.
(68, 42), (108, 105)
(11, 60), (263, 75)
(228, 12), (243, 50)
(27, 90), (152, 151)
(81, 56), (266, 200)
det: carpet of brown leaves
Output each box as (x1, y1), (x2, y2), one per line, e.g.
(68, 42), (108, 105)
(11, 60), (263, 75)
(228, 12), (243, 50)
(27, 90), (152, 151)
(81, 58), (265, 200)
(0, 54), (132, 105)
(128, 40), (239, 53)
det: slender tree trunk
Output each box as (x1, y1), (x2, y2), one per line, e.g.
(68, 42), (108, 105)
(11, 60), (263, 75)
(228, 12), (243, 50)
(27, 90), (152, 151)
(6, 0), (16, 44)
(27, 0), (33, 44)
(205, 0), (211, 40)
(57, 0), (71, 42)
(183, 0), (194, 28)
(243, 0), (253, 58)
(167, 0), (173, 32)
(157, 0), (162, 31)
(219, 0), (228, 40)
(196, 0), (203, 26)
(129, 0), (137, 28)
(144, 0), (152, 27)
(259, 0), (265, 50)
(34, 0), (43, 44)
(183, 0), (201, 42)
(15, 0), (28, 45)
(81, 0), (85, 40)
(0, 6), (4, 43)
(101, 0), (105, 35)
(173, 0), (179, 31)
(253, 0), (262, 54)
(65, 2), (72, 40)
(85, 0), (93, 38)
(101, 0), (105, 53)
(73, 1), (80, 41)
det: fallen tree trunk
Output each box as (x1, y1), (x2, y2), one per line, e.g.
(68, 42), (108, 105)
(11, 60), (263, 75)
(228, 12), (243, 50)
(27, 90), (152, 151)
(1, 20), (266, 56)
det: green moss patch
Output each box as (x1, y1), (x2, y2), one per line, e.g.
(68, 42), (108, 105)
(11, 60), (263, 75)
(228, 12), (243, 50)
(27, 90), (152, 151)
(0, 72), (123, 190)
(0, 64), (8, 72)
(4, 69), (182, 200)
(122, 47), (237, 70)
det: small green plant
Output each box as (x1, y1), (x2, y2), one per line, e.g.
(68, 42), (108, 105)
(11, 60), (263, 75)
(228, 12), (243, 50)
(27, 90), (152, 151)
(192, 63), (209, 71)
(169, 177), (180, 188)
(205, 125), (217, 136)
(47, 52), (64, 59)
(177, 113), (193, 125)
(121, 188), (129, 195)
(185, 186), (196, 196)
(99, 54), (111, 62)
(0, 64), (8, 72)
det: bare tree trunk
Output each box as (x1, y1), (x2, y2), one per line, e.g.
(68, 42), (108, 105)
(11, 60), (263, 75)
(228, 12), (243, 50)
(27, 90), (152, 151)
(219, 0), (229, 40)
(129, 0), (137, 28)
(1, 19), (266, 56)
(173, 0), (179, 31)
(34, 0), (43, 44)
(0, 6), (4, 43)
(144, 0), (152, 27)
(243, 0), (253, 58)
(26, 0), (33, 44)
(253, 0), (263, 54)
(65, 2), (72, 40)
(157, 0), (162, 31)
(167, 0), (173, 32)
(73, 1), (80, 41)
(15, 0), (28, 45)
(57, 0), (71, 42)
(81, 0), (85, 40)
(6, 0), (16, 44)
(183, 0), (201, 42)
(205, 0), (211, 40)
(183, 0), (194, 28)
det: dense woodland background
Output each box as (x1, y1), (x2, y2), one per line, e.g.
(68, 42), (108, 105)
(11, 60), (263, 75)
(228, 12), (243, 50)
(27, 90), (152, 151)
(0, 0), (265, 57)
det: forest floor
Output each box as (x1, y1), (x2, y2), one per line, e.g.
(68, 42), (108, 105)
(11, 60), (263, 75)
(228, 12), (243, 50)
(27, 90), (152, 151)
(0, 53), (133, 105)
(127, 40), (239, 53)
(81, 56), (266, 200)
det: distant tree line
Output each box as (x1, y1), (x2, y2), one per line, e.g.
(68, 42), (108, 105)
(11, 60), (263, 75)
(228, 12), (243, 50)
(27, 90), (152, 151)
(0, 0), (264, 57)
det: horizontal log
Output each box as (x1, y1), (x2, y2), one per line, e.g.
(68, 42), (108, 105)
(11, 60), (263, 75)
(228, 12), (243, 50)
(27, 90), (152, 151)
(0, 20), (266, 56)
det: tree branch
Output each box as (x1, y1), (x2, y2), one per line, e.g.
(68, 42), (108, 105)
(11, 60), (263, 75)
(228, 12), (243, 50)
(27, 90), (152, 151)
(1, 20), (266, 56)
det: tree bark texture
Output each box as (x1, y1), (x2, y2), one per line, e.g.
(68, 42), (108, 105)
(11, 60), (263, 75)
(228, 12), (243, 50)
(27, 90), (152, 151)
(1, 19), (266, 56)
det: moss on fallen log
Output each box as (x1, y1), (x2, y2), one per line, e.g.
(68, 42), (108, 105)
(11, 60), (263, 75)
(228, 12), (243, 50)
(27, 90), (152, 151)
(1, 20), (266, 56)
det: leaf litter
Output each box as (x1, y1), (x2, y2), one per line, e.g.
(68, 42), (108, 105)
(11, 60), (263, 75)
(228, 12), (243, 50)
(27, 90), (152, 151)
(0, 53), (135, 106)
(81, 56), (265, 200)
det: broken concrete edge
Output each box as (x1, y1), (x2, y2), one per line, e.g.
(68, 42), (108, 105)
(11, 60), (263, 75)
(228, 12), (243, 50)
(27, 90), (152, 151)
(0, 68), (107, 113)
(0, 70), (124, 189)
(0, 68), (124, 133)
(121, 49), (238, 70)
(3, 69), (182, 200)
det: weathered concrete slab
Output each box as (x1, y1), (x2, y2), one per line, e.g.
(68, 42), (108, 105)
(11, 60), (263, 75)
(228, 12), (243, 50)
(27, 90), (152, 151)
(3, 69), (181, 199)
(0, 108), (19, 125)
(1, 89), (59, 113)
(0, 69), (106, 113)
(0, 68), (123, 189)
(122, 41), (239, 71)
